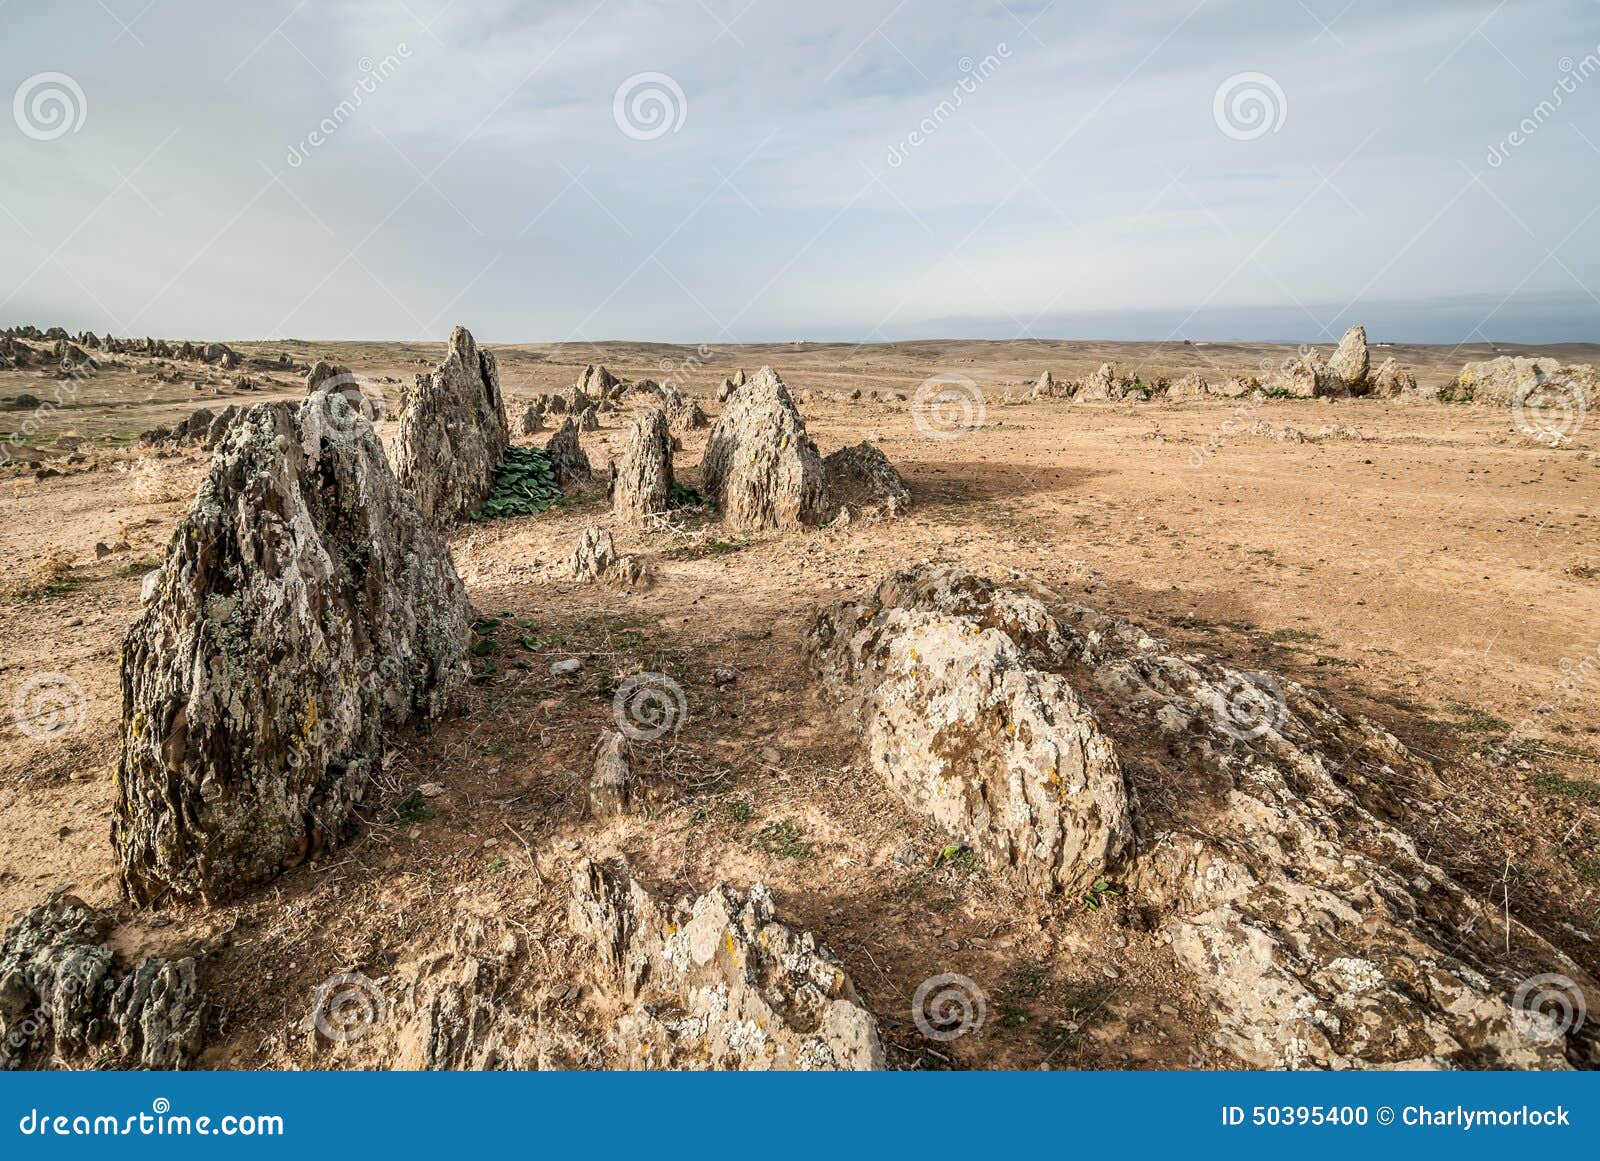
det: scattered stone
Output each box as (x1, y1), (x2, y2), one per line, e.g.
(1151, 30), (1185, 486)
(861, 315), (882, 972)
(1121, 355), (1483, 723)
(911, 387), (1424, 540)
(418, 782), (445, 798)
(1326, 325), (1370, 392)
(551, 658), (583, 678)
(394, 326), (510, 525)
(115, 390), (471, 905)
(1453, 355), (1598, 405)
(544, 417), (592, 485)
(588, 731), (632, 817)
(701, 367), (830, 532)
(519, 402), (545, 435)
(713, 668), (738, 686)
(1370, 357), (1418, 397)
(578, 405), (599, 432)
(0, 894), (205, 1069)
(568, 526), (647, 586)
(568, 860), (884, 1069)
(611, 411), (674, 526)
(821, 441), (910, 519)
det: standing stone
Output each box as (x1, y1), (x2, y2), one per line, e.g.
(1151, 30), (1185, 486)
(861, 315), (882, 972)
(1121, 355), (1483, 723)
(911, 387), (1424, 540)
(1166, 373), (1210, 400)
(520, 402), (546, 435)
(115, 390), (471, 905)
(1034, 370), (1055, 397)
(394, 326), (510, 525)
(588, 731), (632, 817)
(821, 441), (910, 517)
(545, 417), (591, 485)
(568, 526), (646, 586)
(1327, 325), (1370, 392)
(1370, 358), (1418, 397)
(1075, 363), (1122, 401)
(578, 405), (599, 432)
(716, 377), (737, 403)
(578, 364), (620, 398)
(701, 367), (831, 533)
(612, 410), (674, 525)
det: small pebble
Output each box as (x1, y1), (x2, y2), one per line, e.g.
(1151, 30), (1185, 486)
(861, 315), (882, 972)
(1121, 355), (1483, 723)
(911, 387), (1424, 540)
(551, 658), (583, 677)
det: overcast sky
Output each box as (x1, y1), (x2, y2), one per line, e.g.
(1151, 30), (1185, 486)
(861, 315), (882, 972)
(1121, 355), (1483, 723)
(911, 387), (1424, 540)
(2, 0), (1598, 344)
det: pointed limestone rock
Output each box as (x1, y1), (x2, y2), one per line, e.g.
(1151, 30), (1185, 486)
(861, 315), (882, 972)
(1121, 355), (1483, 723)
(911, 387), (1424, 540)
(611, 410), (674, 526)
(394, 326), (510, 524)
(701, 367), (830, 532)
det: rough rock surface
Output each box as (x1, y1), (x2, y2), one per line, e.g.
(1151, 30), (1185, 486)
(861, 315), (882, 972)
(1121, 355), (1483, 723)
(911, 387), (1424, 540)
(821, 441), (910, 517)
(813, 564), (1597, 1070)
(701, 367), (830, 532)
(662, 388), (709, 431)
(1370, 357), (1418, 397)
(577, 364), (620, 399)
(116, 390), (471, 904)
(394, 326), (510, 525)
(568, 860), (884, 1070)
(588, 730), (632, 817)
(611, 410), (674, 525)
(568, 526), (646, 586)
(1326, 325), (1370, 391)
(809, 572), (1132, 897)
(0, 894), (205, 1069)
(577, 405), (599, 432)
(1454, 356), (1599, 404)
(519, 402), (545, 435)
(1075, 363), (1123, 402)
(1166, 373), (1210, 399)
(544, 417), (591, 485)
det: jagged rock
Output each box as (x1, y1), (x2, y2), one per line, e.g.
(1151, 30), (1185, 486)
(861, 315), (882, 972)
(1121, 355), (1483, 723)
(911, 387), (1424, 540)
(821, 441), (909, 518)
(0, 894), (205, 1069)
(1453, 356), (1599, 405)
(1272, 348), (1324, 397)
(577, 365), (619, 398)
(578, 405), (599, 432)
(701, 367), (830, 532)
(816, 565), (1597, 1070)
(1214, 377), (1253, 398)
(1327, 325), (1370, 391)
(1035, 370), (1055, 397)
(808, 571), (1131, 897)
(545, 395), (568, 417)
(115, 390), (471, 905)
(731, 368), (746, 388)
(394, 326), (510, 525)
(589, 731), (632, 817)
(568, 526), (646, 586)
(611, 411), (673, 526)
(1369, 358), (1418, 398)
(662, 388), (709, 431)
(1075, 363), (1122, 402)
(202, 404), (241, 450)
(716, 377), (736, 403)
(1166, 373), (1210, 400)
(519, 403), (545, 435)
(544, 417), (591, 485)
(568, 860), (884, 1070)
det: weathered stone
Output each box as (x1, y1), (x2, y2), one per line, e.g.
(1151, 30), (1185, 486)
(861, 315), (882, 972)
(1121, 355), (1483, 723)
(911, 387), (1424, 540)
(394, 326), (510, 525)
(0, 894), (205, 1069)
(1034, 370), (1055, 397)
(1075, 363), (1122, 402)
(1370, 357), (1419, 397)
(1327, 325), (1370, 391)
(577, 405), (599, 432)
(588, 730), (632, 817)
(1453, 356), (1599, 405)
(115, 390), (470, 905)
(568, 526), (646, 586)
(1166, 373), (1210, 399)
(577, 365), (619, 398)
(611, 410), (674, 526)
(519, 403), (545, 435)
(701, 367), (830, 532)
(821, 441), (909, 517)
(544, 417), (591, 485)
(716, 377), (736, 403)
(662, 387), (709, 431)
(568, 860), (883, 1070)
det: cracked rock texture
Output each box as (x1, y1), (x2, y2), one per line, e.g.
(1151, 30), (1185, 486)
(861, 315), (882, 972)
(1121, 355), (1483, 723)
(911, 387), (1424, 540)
(568, 526), (646, 586)
(568, 860), (883, 1070)
(821, 441), (910, 517)
(611, 410), (674, 526)
(0, 894), (205, 1069)
(545, 417), (592, 485)
(1454, 355), (1599, 405)
(394, 326), (509, 524)
(115, 389), (470, 905)
(701, 366), (830, 532)
(813, 565), (1597, 1070)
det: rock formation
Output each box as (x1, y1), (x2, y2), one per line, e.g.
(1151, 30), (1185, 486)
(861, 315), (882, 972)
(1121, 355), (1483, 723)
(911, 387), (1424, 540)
(568, 526), (646, 586)
(578, 405), (599, 432)
(0, 894), (205, 1069)
(811, 565), (1597, 1070)
(568, 860), (884, 1069)
(519, 402), (545, 435)
(1453, 356), (1598, 405)
(701, 367), (830, 532)
(544, 417), (592, 485)
(1370, 357), (1419, 397)
(611, 411), (674, 525)
(115, 389), (470, 905)
(1166, 373), (1209, 399)
(394, 326), (510, 525)
(1326, 325), (1370, 391)
(1075, 363), (1123, 402)
(588, 730), (632, 817)
(821, 441), (910, 517)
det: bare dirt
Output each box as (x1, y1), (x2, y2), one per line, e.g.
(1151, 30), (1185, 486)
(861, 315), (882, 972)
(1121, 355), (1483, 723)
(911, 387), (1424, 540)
(3, 335), (1598, 1069)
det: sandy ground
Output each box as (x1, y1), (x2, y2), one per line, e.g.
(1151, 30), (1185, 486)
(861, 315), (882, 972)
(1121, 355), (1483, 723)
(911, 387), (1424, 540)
(2, 336), (1598, 1069)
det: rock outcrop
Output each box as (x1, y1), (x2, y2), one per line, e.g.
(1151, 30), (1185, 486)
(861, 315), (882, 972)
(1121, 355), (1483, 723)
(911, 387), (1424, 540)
(821, 441), (910, 517)
(1454, 356), (1599, 405)
(611, 411), (674, 526)
(1166, 373), (1210, 400)
(519, 402), (545, 435)
(1326, 325), (1370, 392)
(115, 389), (471, 905)
(545, 417), (591, 485)
(568, 860), (884, 1069)
(701, 367), (830, 532)
(0, 894), (205, 1069)
(812, 565), (1597, 1070)
(588, 730), (632, 817)
(1369, 357), (1419, 398)
(568, 526), (646, 586)
(1075, 363), (1123, 402)
(394, 326), (510, 525)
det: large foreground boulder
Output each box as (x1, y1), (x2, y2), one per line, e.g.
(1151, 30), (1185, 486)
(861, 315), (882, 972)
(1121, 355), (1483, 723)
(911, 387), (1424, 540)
(115, 390), (471, 905)
(701, 367), (830, 532)
(394, 326), (510, 524)
(611, 410), (674, 525)
(1454, 355), (1599, 405)
(811, 566), (1596, 1070)
(0, 894), (205, 1069)
(569, 860), (883, 1069)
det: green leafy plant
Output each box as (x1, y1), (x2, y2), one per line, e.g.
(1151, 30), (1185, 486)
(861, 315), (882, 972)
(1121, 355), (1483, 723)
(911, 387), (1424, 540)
(474, 446), (562, 518)
(752, 820), (814, 859)
(1082, 879), (1118, 910)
